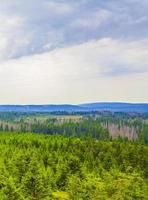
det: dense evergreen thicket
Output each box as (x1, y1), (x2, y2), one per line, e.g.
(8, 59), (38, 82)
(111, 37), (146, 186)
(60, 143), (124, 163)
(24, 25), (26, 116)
(31, 119), (109, 140)
(0, 133), (147, 199)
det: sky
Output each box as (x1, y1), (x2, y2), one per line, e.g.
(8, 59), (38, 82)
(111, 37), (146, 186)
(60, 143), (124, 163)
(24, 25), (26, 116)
(0, 0), (148, 104)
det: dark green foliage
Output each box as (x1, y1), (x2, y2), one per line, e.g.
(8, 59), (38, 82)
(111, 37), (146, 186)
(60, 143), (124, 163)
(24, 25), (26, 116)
(139, 124), (148, 144)
(31, 119), (109, 139)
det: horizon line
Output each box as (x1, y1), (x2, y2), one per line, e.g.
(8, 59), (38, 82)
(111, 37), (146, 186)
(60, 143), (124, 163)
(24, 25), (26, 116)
(0, 101), (147, 106)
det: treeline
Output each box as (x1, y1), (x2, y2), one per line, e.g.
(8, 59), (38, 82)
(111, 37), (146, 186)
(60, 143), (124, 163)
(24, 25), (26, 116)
(31, 119), (109, 140)
(1, 117), (147, 143)
(0, 112), (147, 143)
(0, 133), (147, 199)
(139, 123), (148, 144)
(0, 118), (109, 140)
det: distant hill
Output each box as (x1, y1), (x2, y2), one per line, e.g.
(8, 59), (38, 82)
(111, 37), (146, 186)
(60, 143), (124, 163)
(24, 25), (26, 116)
(0, 102), (147, 113)
(0, 105), (87, 112)
(80, 102), (148, 113)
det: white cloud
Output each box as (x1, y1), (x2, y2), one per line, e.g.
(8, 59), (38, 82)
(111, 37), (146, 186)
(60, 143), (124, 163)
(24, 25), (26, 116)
(0, 0), (148, 103)
(45, 1), (73, 15)
(0, 38), (147, 104)
(0, 0), (148, 62)
(0, 14), (33, 61)
(70, 9), (111, 29)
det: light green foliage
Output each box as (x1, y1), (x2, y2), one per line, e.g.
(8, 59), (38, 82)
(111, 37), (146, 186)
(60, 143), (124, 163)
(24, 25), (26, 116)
(0, 133), (147, 199)
(52, 191), (70, 200)
(67, 171), (146, 200)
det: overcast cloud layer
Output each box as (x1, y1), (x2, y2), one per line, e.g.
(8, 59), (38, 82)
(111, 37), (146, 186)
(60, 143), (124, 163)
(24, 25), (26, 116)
(0, 0), (148, 104)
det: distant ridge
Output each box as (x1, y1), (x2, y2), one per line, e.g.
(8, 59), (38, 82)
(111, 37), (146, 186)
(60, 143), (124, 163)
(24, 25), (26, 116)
(79, 102), (148, 113)
(0, 105), (86, 112)
(0, 102), (148, 113)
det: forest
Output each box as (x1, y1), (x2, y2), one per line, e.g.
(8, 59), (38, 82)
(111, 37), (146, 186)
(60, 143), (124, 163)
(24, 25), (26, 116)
(0, 111), (147, 143)
(0, 133), (147, 199)
(0, 111), (147, 199)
